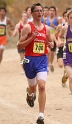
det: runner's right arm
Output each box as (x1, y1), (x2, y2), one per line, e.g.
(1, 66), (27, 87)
(17, 24), (39, 50)
(13, 23), (20, 37)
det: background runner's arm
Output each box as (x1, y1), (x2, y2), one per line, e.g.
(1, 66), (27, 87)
(13, 23), (20, 37)
(46, 25), (53, 42)
(7, 18), (14, 36)
(54, 25), (61, 44)
(7, 18), (14, 30)
(58, 27), (65, 39)
(58, 27), (65, 47)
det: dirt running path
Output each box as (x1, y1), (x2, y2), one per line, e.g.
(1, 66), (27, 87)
(0, 48), (72, 124)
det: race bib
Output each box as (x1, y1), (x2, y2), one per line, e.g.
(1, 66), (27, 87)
(68, 43), (72, 52)
(0, 28), (5, 35)
(50, 29), (55, 34)
(33, 42), (45, 54)
(63, 52), (66, 59)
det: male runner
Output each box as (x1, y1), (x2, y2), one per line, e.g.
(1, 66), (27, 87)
(58, 9), (72, 94)
(45, 6), (61, 72)
(17, 3), (53, 124)
(0, 7), (14, 64)
(13, 11), (28, 74)
(55, 10), (68, 87)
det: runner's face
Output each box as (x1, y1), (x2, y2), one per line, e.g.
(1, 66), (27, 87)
(0, 9), (6, 17)
(22, 13), (28, 22)
(27, 8), (31, 16)
(63, 14), (67, 22)
(43, 8), (49, 17)
(49, 8), (56, 17)
(68, 13), (72, 25)
(32, 6), (43, 21)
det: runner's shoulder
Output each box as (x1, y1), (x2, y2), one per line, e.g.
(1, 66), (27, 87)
(23, 23), (31, 29)
(15, 22), (20, 29)
(22, 23), (31, 34)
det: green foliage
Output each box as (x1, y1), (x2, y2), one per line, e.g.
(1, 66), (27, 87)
(0, 0), (6, 8)
(1, 0), (72, 24)
(4, 0), (15, 5)
(0, 0), (15, 8)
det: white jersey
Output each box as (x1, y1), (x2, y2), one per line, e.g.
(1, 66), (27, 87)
(0, 16), (6, 25)
(28, 17), (33, 22)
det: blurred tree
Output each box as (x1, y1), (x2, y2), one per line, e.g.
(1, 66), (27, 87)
(0, 0), (15, 8)
(1, 0), (71, 24)
(0, 0), (6, 8)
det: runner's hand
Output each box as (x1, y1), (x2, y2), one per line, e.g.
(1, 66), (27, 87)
(50, 23), (56, 29)
(31, 29), (39, 39)
(57, 40), (64, 47)
(8, 29), (12, 36)
(47, 42), (54, 48)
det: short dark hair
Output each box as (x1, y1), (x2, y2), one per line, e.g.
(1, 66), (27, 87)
(62, 11), (67, 17)
(0, 7), (6, 12)
(25, 6), (31, 12)
(43, 6), (49, 10)
(66, 7), (71, 12)
(67, 9), (72, 18)
(49, 6), (56, 12)
(31, 3), (43, 12)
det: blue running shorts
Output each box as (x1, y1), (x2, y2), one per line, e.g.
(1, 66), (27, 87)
(23, 55), (48, 79)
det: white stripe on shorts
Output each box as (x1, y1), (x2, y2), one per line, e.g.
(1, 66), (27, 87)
(0, 45), (5, 49)
(27, 72), (47, 86)
(27, 77), (36, 86)
(36, 72), (47, 82)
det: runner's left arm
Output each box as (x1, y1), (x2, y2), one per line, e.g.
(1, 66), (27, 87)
(7, 18), (14, 36)
(46, 25), (53, 43)
(7, 18), (14, 30)
(13, 23), (20, 37)
(54, 24), (61, 45)
(46, 25), (54, 48)
(58, 27), (65, 47)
